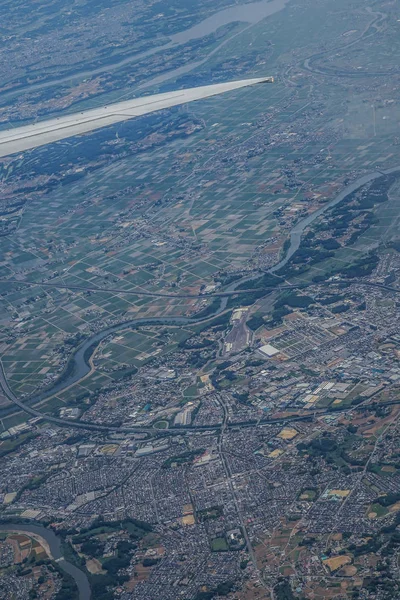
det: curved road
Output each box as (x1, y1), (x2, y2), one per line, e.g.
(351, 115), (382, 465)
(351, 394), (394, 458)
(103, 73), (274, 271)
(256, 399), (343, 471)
(1, 167), (400, 433)
(0, 277), (274, 299)
(2, 347), (400, 436)
(302, 8), (392, 79)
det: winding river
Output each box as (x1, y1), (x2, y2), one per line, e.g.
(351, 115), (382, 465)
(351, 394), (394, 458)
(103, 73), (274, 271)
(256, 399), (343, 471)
(0, 3), (397, 597)
(0, 165), (397, 419)
(0, 523), (91, 600)
(1, 170), (399, 600)
(0, 0), (288, 105)
(269, 166), (400, 273)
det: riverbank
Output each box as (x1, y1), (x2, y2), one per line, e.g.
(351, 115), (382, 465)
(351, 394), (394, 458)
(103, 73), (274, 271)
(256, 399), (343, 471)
(270, 166), (400, 273)
(1, 167), (400, 431)
(0, 0), (288, 109)
(0, 523), (91, 600)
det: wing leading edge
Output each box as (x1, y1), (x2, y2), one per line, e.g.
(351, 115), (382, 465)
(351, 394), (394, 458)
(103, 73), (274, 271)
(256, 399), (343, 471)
(0, 77), (273, 158)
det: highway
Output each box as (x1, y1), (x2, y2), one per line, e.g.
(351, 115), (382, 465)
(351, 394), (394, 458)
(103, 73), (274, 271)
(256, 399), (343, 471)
(0, 360), (157, 436)
(0, 276), (276, 299)
(2, 166), (399, 301)
(4, 275), (400, 299)
(217, 392), (269, 591)
(2, 165), (400, 435)
(2, 348), (400, 439)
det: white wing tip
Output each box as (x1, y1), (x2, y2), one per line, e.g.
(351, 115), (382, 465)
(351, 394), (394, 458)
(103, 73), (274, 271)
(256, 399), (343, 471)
(255, 76), (274, 83)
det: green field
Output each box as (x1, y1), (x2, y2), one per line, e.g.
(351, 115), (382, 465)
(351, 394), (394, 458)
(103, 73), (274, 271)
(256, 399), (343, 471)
(211, 537), (228, 552)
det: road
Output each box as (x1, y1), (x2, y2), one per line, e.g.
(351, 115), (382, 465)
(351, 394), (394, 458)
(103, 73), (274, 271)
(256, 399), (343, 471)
(4, 275), (400, 306)
(2, 166), (400, 434)
(4, 270), (400, 435)
(5, 275), (400, 299)
(325, 404), (400, 551)
(0, 359), (157, 436)
(216, 393), (271, 593)
(2, 344), (400, 438)
(302, 7), (389, 78)
(3, 166), (400, 300)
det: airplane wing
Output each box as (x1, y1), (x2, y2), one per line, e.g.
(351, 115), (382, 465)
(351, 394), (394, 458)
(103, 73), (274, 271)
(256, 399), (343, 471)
(0, 77), (273, 158)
